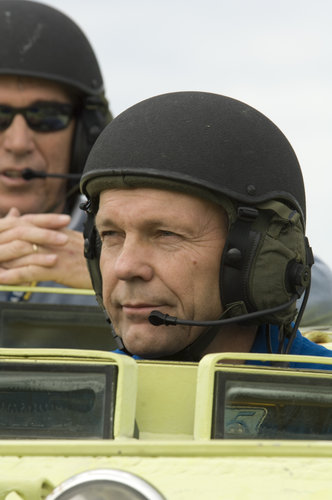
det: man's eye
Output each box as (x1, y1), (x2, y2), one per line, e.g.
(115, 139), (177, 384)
(100, 230), (118, 241)
(159, 230), (179, 238)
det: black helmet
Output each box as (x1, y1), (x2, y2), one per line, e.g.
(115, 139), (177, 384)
(81, 91), (312, 343)
(0, 0), (112, 205)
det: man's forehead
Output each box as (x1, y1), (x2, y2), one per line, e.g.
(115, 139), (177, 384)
(97, 187), (228, 225)
(0, 74), (73, 101)
(98, 186), (207, 206)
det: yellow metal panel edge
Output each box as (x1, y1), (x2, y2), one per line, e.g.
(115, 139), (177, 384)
(194, 353), (217, 440)
(113, 353), (138, 439)
(198, 351), (332, 367)
(0, 284), (95, 295)
(2, 439), (332, 457)
(0, 348), (130, 362)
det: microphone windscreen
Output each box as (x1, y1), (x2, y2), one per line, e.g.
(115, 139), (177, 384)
(148, 311), (166, 326)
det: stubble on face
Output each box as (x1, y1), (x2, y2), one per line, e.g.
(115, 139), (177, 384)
(97, 187), (229, 358)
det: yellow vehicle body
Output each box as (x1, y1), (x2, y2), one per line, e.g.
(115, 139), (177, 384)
(1, 287), (332, 499)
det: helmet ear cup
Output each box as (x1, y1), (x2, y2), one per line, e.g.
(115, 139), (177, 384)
(71, 96), (112, 178)
(66, 97), (112, 211)
(83, 208), (103, 304)
(220, 202), (311, 325)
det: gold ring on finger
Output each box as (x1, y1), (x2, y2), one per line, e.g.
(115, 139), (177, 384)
(32, 243), (38, 253)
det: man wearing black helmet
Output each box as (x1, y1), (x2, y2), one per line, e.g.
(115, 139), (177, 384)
(80, 91), (332, 367)
(0, 0), (111, 304)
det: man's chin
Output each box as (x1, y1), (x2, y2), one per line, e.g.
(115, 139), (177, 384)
(117, 322), (188, 359)
(121, 336), (181, 360)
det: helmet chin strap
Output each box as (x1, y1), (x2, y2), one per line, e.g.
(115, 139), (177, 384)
(159, 324), (224, 362)
(151, 305), (247, 362)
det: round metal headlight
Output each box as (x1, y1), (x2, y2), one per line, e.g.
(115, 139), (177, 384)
(46, 468), (166, 500)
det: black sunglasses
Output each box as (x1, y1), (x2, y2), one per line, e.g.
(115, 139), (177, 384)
(0, 102), (76, 132)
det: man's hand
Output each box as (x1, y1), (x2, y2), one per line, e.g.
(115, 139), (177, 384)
(0, 208), (93, 289)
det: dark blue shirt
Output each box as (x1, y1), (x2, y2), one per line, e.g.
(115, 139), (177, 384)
(250, 325), (332, 370)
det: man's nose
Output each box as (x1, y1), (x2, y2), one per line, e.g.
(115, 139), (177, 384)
(2, 114), (35, 155)
(113, 238), (154, 282)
